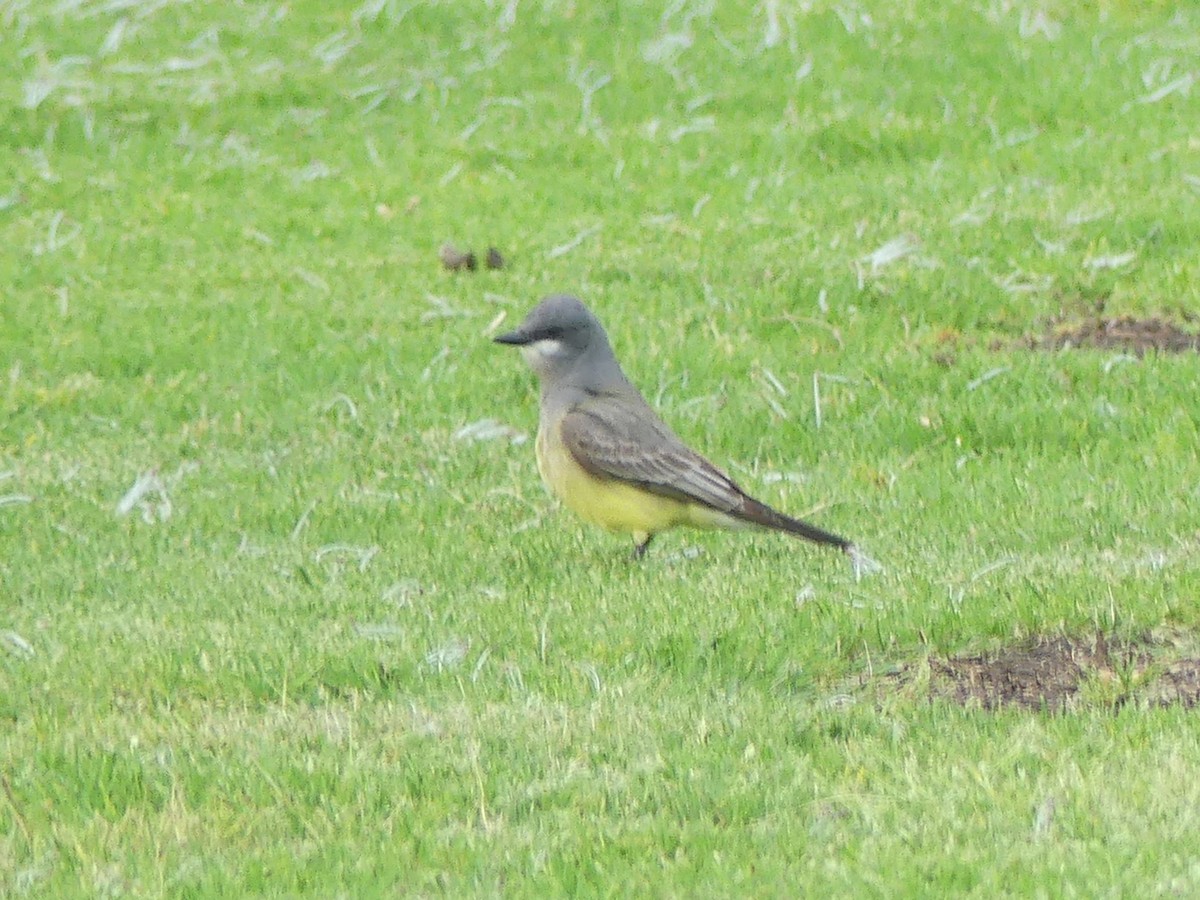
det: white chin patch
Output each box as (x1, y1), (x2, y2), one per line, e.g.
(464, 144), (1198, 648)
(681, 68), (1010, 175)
(521, 338), (566, 365)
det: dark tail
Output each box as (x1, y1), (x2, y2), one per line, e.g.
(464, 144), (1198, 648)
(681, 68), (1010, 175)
(736, 497), (853, 552)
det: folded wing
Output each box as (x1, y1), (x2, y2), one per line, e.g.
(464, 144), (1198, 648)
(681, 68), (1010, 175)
(559, 393), (747, 513)
(560, 391), (854, 552)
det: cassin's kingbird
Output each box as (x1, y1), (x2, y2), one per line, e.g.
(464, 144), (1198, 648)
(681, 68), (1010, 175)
(495, 294), (861, 562)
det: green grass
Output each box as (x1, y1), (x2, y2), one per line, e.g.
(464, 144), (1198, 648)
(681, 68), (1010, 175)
(3, 0), (1200, 894)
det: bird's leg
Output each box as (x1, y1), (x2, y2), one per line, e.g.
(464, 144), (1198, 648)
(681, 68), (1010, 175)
(630, 533), (654, 560)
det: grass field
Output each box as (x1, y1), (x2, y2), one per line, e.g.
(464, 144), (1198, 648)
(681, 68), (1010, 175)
(3, 0), (1200, 894)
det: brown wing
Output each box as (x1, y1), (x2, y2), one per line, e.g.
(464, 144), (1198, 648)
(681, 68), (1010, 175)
(559, 393), (748, 514)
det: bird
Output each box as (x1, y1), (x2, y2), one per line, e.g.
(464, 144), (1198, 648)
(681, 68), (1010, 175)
(494, 294), (866, 565)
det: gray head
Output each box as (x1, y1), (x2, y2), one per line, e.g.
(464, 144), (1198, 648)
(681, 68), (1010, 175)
(494, 294), (628, 389)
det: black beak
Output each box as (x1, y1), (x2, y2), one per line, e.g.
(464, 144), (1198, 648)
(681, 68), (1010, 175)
(493, 329), (530, 346)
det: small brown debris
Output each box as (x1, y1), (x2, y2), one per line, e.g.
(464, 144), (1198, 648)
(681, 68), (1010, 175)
(486, 246), (505, 270)
(440, 244), (477, 272)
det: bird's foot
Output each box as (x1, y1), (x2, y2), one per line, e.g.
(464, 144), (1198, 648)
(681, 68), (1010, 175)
(630, 534), (654, 560)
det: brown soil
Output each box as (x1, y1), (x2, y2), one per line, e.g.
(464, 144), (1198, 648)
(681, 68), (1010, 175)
(1029, 316), (1200, 355)
(888, 633), (1200, 711)
(1140, 658), (1200, 708)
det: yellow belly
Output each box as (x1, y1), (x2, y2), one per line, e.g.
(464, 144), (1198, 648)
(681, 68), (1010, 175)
(535, 421), (735, 538)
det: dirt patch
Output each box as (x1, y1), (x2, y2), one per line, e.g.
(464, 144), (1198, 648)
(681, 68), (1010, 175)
(888, 633), (1200, 711)
(1139, 658), (1200, 709)
(1028, 316), (1200, 355)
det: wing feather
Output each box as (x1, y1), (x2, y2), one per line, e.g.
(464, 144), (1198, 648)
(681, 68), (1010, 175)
(559, 394), (746, 513)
